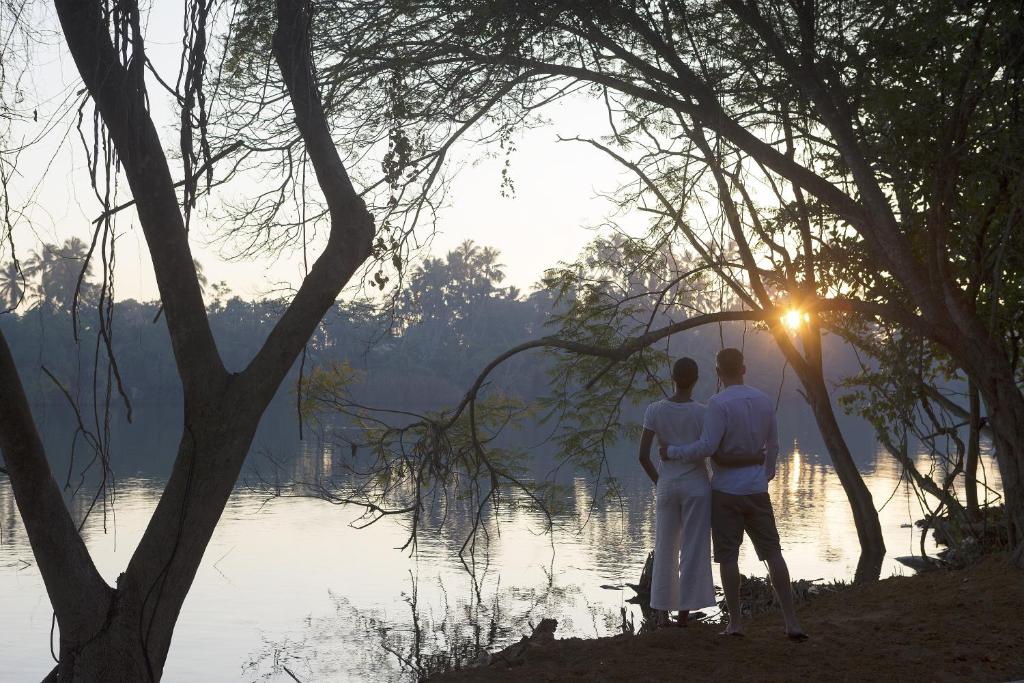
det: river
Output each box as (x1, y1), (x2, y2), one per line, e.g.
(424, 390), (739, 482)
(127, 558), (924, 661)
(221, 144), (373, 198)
(0, 402), (1002, 681)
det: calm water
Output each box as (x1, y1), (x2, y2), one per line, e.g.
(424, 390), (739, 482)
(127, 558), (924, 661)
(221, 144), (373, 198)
(0, 404), (1002, 681)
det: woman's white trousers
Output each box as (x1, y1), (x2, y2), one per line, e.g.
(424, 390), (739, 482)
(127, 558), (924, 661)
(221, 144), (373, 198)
(650, 472), (715, 611)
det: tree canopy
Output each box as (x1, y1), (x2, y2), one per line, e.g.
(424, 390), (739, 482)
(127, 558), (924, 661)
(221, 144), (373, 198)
(239, 0), (1024, 563)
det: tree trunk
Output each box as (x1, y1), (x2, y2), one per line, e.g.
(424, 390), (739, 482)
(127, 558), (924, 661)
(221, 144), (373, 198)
(804, 374), (885, 582)
(965, 380), (981, 519)
(0, 1), (374, 680)
(115, 401), (263, 676)
(974, 364), (1024, 568)
(32, 391), (266, 681)
(988, 419), (1024, 568)
(53, 610), (152, 682)
(771, 323), (886, 582)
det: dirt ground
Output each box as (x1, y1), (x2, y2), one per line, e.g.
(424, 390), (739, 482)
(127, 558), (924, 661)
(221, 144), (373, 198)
(435, 554), (1024, 682)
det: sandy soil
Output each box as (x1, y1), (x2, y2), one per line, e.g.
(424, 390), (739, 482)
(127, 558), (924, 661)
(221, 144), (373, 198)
(435, 553), (1024, 682)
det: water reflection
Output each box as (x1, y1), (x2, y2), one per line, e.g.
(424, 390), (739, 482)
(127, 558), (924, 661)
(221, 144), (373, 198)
(0, 411), (1004, 681)
(242, 569), (601, 682)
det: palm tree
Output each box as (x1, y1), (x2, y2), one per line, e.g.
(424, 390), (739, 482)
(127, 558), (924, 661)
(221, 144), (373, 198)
(477, 245), (507, 294)
(0, 259), (25, 310)
(24, 245), (57, 306)
(25, 238), (93, 309)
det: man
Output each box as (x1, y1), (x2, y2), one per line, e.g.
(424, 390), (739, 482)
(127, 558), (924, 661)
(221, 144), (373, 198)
(659, 347), (808, 640)
(638, 357), (715, 627)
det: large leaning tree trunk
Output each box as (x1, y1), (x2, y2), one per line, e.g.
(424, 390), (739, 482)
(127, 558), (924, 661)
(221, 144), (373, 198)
(0, 0), (374, 679)
(781, 326), (885, 581)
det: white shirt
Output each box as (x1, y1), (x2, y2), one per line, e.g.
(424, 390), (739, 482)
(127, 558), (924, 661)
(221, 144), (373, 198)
(642, 399), (707, 480)
(665, 384), (779, 495)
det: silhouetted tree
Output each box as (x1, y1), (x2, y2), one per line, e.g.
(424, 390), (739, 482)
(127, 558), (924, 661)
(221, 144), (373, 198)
(0, 1), (374, 679)
(24, 238), (94, 310)
(0, 260), (24, 310)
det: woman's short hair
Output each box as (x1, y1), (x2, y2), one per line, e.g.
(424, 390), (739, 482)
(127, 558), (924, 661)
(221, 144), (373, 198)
(671, 357), (699, 387)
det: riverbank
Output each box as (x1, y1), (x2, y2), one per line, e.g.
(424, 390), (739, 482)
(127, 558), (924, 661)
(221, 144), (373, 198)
(435, 553), (1024, 682)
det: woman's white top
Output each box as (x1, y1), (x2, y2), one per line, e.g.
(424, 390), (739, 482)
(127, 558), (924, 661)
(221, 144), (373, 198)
(642, 399), (707, 480)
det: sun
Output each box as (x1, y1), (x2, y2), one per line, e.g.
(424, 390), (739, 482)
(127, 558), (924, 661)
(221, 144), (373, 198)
(782, 308), (808, 331)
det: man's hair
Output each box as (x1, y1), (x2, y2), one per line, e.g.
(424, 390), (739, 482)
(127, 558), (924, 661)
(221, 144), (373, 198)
(672, 357), (699, 388)
(716, 347), (745, 377)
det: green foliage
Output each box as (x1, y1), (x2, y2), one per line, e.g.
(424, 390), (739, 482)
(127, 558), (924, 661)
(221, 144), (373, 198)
(836, 326), (943, 441)
(222, 0), (274, 81)
(298, 360), (364, 423)
(0, 241), (555, 409)
(823, 1), (1024, 354)
(301, 353), (555, 546)
(835, 318), (972, 513)
(536, 235), (713, 489)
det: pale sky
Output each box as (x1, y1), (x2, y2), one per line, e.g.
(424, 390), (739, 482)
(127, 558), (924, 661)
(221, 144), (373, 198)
(2, 3), (643, 304)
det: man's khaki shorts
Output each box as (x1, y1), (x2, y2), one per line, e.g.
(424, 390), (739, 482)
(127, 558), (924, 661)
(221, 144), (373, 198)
(711, 490), (783, 564)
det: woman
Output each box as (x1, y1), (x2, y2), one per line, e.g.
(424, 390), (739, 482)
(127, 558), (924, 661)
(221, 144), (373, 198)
(638, 357), (716, 626)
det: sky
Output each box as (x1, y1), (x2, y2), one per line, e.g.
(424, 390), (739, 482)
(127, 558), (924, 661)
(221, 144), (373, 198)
(2, 3), (645, 304)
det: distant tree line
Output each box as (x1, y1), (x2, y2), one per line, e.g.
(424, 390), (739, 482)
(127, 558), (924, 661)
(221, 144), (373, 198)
(1, 238), (860, 414)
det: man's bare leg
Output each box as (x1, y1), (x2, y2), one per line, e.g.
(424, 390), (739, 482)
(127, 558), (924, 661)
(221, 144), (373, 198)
(765, 554), (807, 637)
(719, 560), (744, 634)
